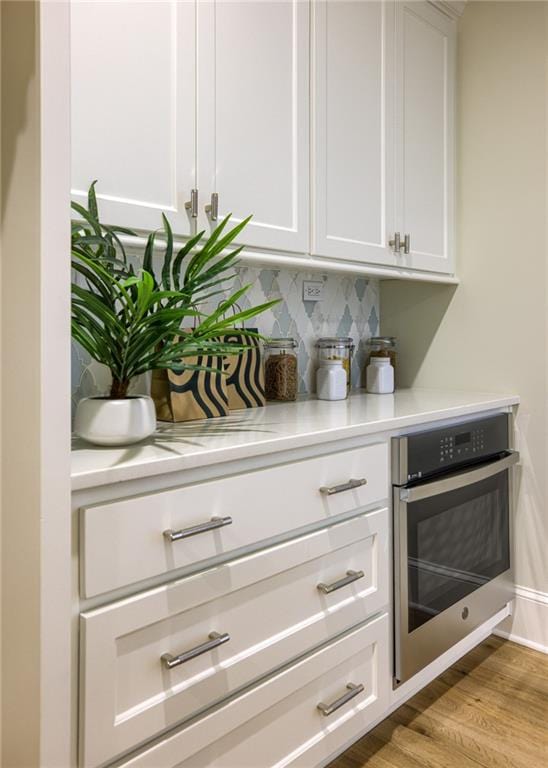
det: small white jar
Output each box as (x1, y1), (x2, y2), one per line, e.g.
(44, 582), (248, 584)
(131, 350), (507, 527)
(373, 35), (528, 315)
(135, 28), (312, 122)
(317, 358), (347, 401)
(366, 357), (394, 394)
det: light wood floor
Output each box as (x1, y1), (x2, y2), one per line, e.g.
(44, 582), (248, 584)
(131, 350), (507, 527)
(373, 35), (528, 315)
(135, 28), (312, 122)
(330, 635), (548, 768)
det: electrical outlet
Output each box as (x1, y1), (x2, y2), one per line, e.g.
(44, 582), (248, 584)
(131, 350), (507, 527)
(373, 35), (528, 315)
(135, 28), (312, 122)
(303, 280), (324, 302)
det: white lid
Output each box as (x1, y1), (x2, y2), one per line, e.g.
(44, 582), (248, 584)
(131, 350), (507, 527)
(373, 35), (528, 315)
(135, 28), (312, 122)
(370, 356), (391, 364)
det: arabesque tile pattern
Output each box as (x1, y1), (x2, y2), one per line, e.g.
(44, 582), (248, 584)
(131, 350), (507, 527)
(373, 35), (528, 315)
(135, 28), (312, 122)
(72, 264), (379, 417)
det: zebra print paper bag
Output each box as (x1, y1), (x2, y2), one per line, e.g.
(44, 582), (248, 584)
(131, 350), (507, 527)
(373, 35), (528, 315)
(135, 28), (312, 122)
(220, 331), (266, 410)
(151, 353), (230, 423)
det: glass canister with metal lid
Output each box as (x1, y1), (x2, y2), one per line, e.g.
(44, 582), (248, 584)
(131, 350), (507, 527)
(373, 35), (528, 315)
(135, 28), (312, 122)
(316, 337), (354, 393)
(264, 338), (298, 401)
(365, 336), (397, 378)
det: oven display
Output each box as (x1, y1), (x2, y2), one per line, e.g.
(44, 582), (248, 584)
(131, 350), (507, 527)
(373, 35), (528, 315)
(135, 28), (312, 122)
(407, 414), (507, 481)
(455, 432), (471, 446)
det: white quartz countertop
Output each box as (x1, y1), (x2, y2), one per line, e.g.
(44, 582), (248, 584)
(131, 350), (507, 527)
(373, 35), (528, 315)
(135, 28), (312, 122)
(71, 388), (519, 491)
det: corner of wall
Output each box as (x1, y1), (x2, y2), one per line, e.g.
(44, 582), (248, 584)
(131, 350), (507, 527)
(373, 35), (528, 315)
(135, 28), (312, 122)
(0, 0), (3, 757)
(380, 279), (458, 388)
(381, 0), (548, 648)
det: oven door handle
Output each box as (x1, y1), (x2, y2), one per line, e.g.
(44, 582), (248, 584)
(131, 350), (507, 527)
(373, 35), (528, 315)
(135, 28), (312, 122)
(399, 450), (519, 504)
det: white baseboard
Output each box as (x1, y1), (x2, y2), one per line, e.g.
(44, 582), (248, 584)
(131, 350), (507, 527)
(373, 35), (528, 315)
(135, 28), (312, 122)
(494, 585), (548, 654)
(495, 631), (548, 655)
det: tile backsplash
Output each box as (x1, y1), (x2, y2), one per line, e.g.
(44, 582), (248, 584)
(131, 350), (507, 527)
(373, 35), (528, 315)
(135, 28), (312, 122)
(71, 264), (380, 415)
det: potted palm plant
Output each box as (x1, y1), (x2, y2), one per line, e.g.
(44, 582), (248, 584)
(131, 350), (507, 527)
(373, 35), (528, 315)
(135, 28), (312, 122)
(72, 184), (277, 446)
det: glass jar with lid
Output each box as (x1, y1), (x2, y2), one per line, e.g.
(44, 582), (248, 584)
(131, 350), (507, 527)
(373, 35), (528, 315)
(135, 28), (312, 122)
(316, 337), (354, 393)
(365, 336), (397, 377)
(264, 338), (298, 401)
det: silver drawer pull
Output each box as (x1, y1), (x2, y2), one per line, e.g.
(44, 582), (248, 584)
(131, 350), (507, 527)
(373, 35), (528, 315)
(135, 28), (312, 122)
(317, 682), (365, 717)
(319, 478), (367, 496)
(161, 631), (230, 669)
(163, 516), (232, 542)
(317, 569), (365, 595)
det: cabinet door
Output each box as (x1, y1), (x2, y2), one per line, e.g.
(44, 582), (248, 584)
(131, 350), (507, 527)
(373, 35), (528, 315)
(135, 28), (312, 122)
(395, 1), (455, 274)
(197, 0), (309, 252)
(71, 1), (196, 236)
(312, 0), (396, 266)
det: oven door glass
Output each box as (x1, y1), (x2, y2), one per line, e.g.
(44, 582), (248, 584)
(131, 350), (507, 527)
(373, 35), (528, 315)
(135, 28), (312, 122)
(406, 470), (510, 633)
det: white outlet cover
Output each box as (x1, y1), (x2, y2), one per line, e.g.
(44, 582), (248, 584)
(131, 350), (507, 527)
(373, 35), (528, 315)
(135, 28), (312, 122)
(302, 280), (324, 302)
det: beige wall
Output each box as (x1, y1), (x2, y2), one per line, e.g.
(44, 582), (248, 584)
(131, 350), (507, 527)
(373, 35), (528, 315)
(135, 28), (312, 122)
(1, 2), (42, 765)
(382, 1), (548, 647)
(1, 2), (72, 764)
(0, 2), (2, 758)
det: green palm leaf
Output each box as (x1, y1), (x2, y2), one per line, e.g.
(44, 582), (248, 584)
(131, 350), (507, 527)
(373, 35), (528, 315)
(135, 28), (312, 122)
(71, 182), (278, 398)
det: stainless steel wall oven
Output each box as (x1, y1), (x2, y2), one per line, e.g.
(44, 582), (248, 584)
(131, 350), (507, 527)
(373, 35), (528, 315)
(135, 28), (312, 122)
(392, 413), (518, 685)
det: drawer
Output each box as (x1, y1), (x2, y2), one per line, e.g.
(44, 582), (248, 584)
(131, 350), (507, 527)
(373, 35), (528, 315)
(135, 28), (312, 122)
(80, 509), (388, 768)
(112, 613), (390, 768)
(81, 442), (388, 597)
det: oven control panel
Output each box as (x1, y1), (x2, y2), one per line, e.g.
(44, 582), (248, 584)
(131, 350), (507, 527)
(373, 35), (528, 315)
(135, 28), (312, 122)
(394, 413), (510, 484)
(439, 425), (486, 463)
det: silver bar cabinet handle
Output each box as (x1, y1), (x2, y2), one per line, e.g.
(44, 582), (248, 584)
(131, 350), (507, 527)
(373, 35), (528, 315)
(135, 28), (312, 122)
(163, 515), (232, 542)
(404, 234), (411, 254)
(317, 569), (365, 595)
(205, 192), (219, 221)
(317, 683), (365, 717)
(319, 478), (367, 496)
(389, 232), (401, 253)
(185, 188), (198, 218)
(161, 631), (230, 669)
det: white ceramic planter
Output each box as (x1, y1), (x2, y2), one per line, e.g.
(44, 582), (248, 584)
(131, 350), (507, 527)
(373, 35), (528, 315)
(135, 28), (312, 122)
(74, 396), (157, 446)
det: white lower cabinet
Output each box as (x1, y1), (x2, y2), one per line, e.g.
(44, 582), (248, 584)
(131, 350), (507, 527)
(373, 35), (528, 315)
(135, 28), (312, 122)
(112, 614), (390, 768)
(81, 442), (388, 598)
(78, 437), (391, 768)
(80, 510), (388, 768)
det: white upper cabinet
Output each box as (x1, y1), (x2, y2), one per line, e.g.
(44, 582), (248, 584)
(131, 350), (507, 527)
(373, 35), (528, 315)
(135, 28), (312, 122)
(395, 1), (455, 273)
(197, 1), (310, 252)
(70, 0), (456, 276)
(312, 0), (456, 275)
(71, 1), (196, 235)
(311, 1), (396, 266)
